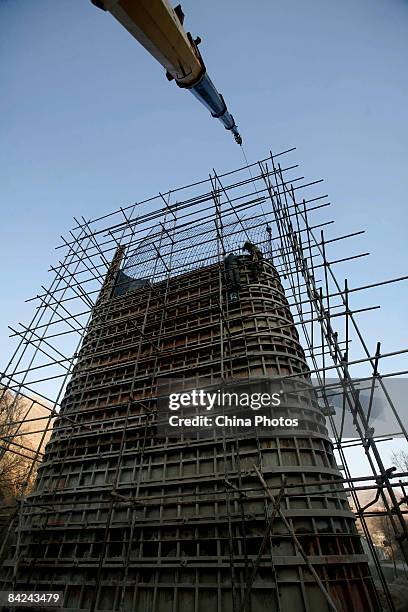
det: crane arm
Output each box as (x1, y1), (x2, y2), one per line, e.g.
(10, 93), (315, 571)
(91, 0), (242, 144)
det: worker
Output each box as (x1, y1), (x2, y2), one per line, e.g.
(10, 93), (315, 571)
(224, 254), (241, 289)
(242, 241), (264, 280)
(242, 241), (263, 262)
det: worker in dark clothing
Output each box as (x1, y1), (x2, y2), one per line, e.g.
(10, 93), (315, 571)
(224, 253), (241, 302)
(224, 254), (241, 289)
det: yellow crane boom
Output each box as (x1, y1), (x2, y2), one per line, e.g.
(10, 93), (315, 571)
(91, 0), (242, 144)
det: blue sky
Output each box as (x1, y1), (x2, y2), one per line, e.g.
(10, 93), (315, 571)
(1, 1), (407, 465)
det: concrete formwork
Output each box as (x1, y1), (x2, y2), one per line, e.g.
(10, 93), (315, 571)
(0, 254), (381, 612)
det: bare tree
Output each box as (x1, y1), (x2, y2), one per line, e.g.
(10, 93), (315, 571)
(0, 389), (36, 505)
(391, 449), (408, 473)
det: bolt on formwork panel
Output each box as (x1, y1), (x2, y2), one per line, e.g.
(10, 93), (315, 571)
(0, 148), (407, 612)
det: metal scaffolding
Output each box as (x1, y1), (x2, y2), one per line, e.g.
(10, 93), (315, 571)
(0, 147), (407, 611)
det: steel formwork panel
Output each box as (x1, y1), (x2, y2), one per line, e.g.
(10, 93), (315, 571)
(1, 256), (380, 612)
